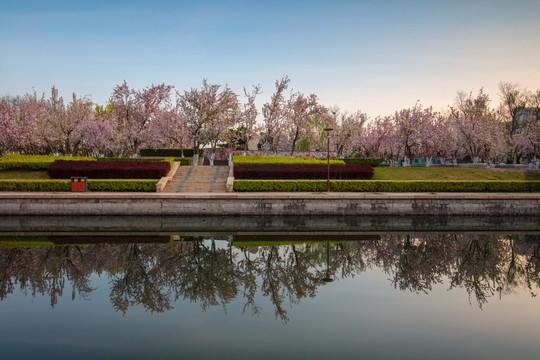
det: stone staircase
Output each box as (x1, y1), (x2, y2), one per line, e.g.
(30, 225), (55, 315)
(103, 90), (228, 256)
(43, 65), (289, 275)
(162, 165), (229, 193)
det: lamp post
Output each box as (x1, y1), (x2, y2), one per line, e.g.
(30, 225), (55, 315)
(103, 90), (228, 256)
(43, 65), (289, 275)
(324, 127), (333, 192)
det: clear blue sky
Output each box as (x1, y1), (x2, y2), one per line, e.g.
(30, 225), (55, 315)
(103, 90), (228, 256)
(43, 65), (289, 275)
(1, 0), (539, 117)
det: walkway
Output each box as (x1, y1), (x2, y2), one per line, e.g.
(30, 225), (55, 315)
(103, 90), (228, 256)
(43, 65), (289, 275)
(162, 164), (229, 193)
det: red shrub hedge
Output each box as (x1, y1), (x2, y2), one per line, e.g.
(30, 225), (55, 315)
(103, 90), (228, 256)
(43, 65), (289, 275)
(47, 160), (170, 179)
(233, 164), (374, 180)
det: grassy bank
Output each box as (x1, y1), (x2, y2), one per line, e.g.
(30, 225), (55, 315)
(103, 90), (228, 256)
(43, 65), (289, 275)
(372, 167), (540, 180)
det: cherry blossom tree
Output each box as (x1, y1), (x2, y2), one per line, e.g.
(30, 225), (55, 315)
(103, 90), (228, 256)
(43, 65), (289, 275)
(177, 79), (239, 153)
(332, 111), (368, 157)
(262, 75), (290, 152)
(79, 109), (122, 157)
(283, 92), (326, 155)
(450, 89), (508, 163)
(0, 99), (21, 155)
(0, 92), (47, 155)
(414, 108), (456, 166)
(240, 85), (262, 147)
(151, 106), (192, 153)
(110, 81), (173, 156)
(363, 116), (399, 164)
(392, 102), (431, 162)
(498, 82), (529, 163)
(514, 121), (540, 161)
(40, 91), (95, 155)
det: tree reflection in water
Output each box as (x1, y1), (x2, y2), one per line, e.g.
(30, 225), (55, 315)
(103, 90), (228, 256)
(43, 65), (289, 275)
(1, 234), (539, 323)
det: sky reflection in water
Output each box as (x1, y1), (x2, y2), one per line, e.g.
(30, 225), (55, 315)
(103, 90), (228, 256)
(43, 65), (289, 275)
(1, 233), (540, 359)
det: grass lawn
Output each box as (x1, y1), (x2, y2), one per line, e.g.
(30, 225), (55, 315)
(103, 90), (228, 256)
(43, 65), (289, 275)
(372, 167), (540, 181)
(0, 170), (50, 179)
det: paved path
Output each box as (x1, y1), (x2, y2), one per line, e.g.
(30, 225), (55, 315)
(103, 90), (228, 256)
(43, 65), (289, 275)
(163, 165), (229, 192)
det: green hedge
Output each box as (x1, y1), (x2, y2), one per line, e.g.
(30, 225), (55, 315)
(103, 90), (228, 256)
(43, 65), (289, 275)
(340, 158), (382, 167)
(234, 180), (327, 192)
(139, 148), (195, 157)
(0, 179), (158, 192)
(0, 154), (95, 170)
(0, 155), (177, 171)
(99, 156), (190, 167)
(87, 180), (158, 192)
(233, 180), (540, 192)
(0, 180), (70, 191)
(233, 155), (345, 166)
(174, 158), (192, 166)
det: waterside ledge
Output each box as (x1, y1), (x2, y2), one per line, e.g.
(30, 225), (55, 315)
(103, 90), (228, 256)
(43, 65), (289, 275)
(0, 192), (538, 216)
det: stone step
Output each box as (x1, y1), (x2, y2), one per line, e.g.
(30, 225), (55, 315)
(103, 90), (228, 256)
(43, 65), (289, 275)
(163, 165), (230, 193)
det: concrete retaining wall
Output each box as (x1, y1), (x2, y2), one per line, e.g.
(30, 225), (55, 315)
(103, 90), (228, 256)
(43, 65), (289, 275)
(0, 193), (538, 216)
(2, 215), (539, 235)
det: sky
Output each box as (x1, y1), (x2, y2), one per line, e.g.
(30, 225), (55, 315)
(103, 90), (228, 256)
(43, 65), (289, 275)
(1, 0), (539, 118)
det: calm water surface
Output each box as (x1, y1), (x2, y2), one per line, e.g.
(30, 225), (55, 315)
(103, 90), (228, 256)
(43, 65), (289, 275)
(1, 216), (539, 359)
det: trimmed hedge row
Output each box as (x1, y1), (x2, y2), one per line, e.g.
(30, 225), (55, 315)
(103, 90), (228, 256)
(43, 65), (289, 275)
(234, 164), (374, 180)
(233, 180), (540, 192)
(0, 154), (94, 170)
(0, 155), (176, 171)
(0, 180), (158, 192)
(233, 155), (345, 166)
(47, 160), (170, 179)
(96, 157), (175, 169)
(139, 148), (195, 157)
(234, 180), (327, 192)
(87, 180), (158, 192)
(340, 158), (382, 167)
(173, 158), (192, 166)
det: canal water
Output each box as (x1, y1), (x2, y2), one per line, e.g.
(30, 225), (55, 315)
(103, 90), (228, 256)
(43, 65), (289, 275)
(1, 216), (539, 359)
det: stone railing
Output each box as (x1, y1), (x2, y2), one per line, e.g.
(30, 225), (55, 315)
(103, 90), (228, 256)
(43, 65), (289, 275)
(156, 162), (180, 192)
(226, 166), (234, 192)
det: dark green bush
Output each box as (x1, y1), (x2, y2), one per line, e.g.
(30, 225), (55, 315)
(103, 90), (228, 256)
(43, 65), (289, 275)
(173, 158), (192, 166)
(233, 155), (345, 165)
(0, 154), (94, 170)
(340, 158), (383, 166)
(87, 180), (158, 192)
(233, 180), (540, 192)
(139, 148), (195, 157)
(0, 180), (70, 191)
(0, 179), (158, 192)
(234, 180), (327, 192)
(96, 157), (175, 169)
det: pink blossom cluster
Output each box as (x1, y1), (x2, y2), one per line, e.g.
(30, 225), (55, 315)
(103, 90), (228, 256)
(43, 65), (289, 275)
(1, 80), (538, 164)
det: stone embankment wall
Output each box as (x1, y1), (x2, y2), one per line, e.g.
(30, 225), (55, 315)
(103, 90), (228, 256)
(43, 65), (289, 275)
(0, 193), (538, 216)
(2, 214), (539, 235)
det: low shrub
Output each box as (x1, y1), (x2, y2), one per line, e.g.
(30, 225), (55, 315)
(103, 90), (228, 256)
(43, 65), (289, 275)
(174, 158), (192, 166)
(233, 155), (345, 166)
(0, 154), (94, 170)
(233, 164), (374, 180)
(340, 158), (383, 167)
(139, 148), (195, 157)
(96, 157), (175, 169)
(47, 160), (170, 179)
(87, 180), (158, 192)
(233, 180), (540, 192)
(233, 180), (326, 192)
(0, 180), (70, 191)
(0, 179), (158, 192)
